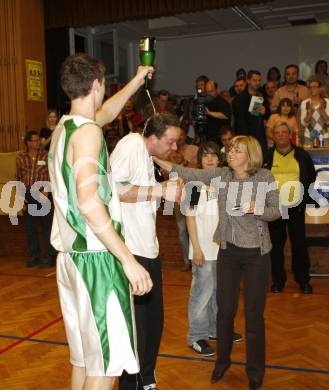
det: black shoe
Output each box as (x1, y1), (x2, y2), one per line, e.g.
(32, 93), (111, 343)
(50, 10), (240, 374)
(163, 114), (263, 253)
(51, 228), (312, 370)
(26, 257), (39, 268)
(209, 330), (243, 343)
(249, 378), (263, 389)
(190, 339), (215, 356)
(210, 366), (229, 384)
(271, 283), (284, 293)
(233, 332), (243, 343)
(300, 283), (313, 294)
(39, 257), (53, 268)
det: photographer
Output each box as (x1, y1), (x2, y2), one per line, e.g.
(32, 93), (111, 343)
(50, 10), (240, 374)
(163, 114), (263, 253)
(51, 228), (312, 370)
(180, 75), (209, 143)
(204, 80), (231, 144)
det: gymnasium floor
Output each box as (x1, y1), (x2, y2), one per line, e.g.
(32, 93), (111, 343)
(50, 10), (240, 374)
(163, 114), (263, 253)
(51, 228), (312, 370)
(0, 214), (329, 389)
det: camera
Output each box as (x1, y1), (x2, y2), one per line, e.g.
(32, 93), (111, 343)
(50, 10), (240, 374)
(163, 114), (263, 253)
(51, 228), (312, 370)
(193, 88), (207, 128)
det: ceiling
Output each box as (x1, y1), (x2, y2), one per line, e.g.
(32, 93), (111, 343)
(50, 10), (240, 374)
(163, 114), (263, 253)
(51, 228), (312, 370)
(106, 0), (329, 40)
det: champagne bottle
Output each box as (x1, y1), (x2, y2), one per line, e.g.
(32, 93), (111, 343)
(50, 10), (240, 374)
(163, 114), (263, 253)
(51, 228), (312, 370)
(139, 36), (156, 89)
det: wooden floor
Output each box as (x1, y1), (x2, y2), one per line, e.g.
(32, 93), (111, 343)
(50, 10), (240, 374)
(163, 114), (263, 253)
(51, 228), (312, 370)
(0, 214), (329, 389)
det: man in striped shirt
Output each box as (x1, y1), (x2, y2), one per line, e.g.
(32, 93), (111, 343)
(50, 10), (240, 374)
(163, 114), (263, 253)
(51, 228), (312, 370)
(16, 130), (54, 267)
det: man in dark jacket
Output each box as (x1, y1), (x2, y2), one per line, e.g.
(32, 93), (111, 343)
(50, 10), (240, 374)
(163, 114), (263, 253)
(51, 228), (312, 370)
(232, 70), (269, 158)
(264, 121), (316, 294)
(204, 80), (231, 144)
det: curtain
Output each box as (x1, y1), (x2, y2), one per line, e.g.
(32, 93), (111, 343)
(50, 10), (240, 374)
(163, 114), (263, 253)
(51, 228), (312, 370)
(44, 0), (272, 29)
(0, 0), (24, 152)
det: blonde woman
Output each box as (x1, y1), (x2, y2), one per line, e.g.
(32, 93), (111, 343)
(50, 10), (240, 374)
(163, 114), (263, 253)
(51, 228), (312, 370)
(155, 136), (280, 390)
(40, 109), (59, 150)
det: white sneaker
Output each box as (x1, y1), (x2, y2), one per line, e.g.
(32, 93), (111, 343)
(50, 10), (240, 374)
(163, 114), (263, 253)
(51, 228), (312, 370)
(190, 339), (215, 356)
(144, 384), (158, 390)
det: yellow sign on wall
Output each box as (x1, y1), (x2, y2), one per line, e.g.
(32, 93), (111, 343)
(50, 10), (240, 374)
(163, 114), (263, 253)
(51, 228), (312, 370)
(26, 60), (44, 101)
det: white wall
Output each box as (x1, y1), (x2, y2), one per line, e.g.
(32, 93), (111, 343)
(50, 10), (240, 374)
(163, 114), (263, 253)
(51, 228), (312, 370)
(147, 23), (329, 95)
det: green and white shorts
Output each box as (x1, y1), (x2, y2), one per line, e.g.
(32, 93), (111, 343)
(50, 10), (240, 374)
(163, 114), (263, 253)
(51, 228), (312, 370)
(56, 251), (139, 376)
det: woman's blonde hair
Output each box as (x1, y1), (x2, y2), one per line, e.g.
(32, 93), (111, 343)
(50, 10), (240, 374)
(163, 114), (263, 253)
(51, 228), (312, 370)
(46, 108), (59, 127)
(230, 135), (263, 175)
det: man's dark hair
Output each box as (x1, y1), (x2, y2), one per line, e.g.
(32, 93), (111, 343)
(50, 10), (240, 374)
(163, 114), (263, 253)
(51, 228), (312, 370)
(236, 68), (246, 79)
(235, 77), (246, 84)
(267, 66), (281, 81)
(247, 70), (261, 80)
(143, 112), (180, 138)
(219, 125), (234, 139)
(195, 75), (209, 84)
(197, 141), (221, 167)
(315, 60), (328, 74)
(157, 89), (169, 97)
(60, 53), (106, 100)
(284, 64), (299, 74)
(24, 130), (39, 146)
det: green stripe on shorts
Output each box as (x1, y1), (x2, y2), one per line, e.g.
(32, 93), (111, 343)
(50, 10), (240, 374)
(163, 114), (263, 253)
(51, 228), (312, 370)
(70, 251), (135, 372)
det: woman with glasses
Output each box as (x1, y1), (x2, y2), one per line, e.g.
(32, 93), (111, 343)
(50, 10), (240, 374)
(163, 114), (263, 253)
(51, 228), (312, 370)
(155, 136), (280, 390)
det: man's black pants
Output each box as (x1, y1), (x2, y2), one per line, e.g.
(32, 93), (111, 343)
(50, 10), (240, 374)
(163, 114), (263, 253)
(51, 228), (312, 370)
(119, 255), (164, 390)
(23, 191), (53, 260)
(269, 206), (310, 287)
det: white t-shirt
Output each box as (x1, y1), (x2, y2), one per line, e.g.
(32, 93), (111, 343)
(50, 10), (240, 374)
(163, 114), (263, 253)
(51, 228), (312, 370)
(110, 133), (159, 258)
(189, 185), (219, 261)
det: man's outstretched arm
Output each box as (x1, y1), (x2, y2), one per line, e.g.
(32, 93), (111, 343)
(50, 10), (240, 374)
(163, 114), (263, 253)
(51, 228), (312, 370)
(96, 65), (154, 127)
(115, 177), (184, 204)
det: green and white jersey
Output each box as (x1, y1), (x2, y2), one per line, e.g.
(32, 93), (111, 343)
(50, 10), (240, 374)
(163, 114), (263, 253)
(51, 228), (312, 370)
(48, 115), (123, 252)
(48, 115), (138, 376)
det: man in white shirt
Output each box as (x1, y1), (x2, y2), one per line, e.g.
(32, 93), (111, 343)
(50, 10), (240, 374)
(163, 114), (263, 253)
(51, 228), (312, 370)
(110, 112), (181, 390)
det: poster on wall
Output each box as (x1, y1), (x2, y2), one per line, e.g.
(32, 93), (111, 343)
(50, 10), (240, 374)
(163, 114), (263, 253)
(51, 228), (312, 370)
(26, 60), (44, 101)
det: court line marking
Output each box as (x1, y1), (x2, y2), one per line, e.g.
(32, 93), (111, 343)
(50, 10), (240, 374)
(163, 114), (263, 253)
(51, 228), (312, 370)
(0, 272), (56, 279)
(158, 353), (329, 375)
(0, 334), (67, 346)
(0, 316), (63, 354)
(45, 271), (56, 277)
(0, 334), (328, 375)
